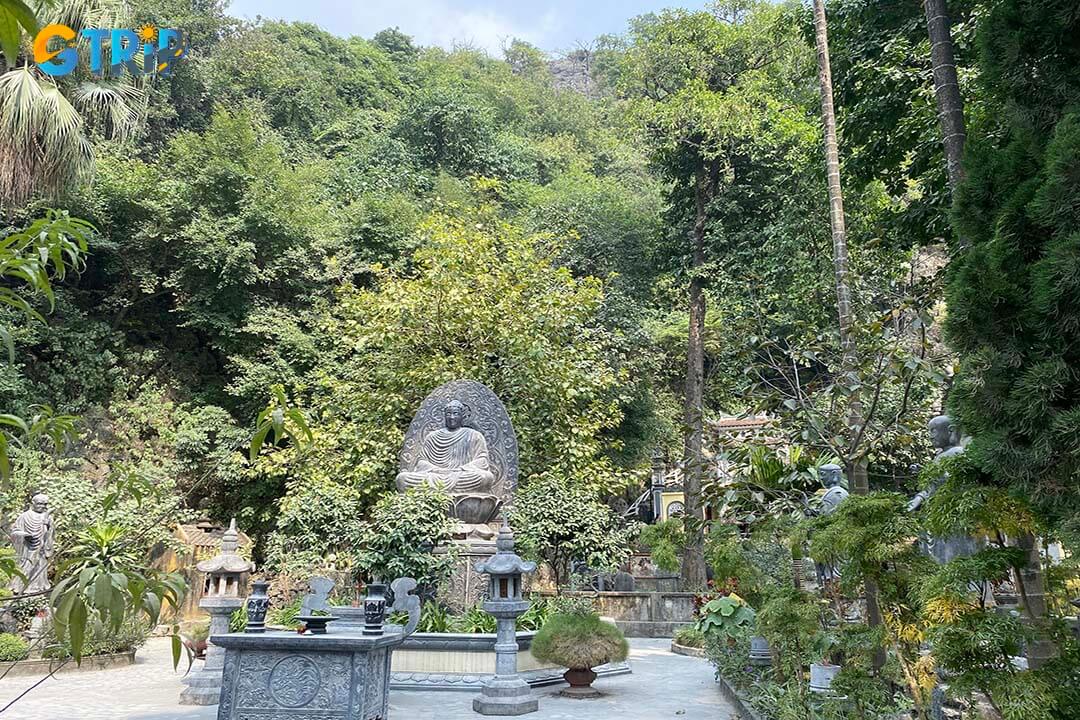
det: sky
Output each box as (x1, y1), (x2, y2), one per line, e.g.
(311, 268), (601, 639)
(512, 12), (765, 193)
(226, 0), (709, 55)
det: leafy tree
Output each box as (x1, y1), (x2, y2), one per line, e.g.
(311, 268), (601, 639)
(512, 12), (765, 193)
(617, 0), (812, 589)
(0, 211), (90, 478)
(945, 0), (1080, 670)
(261, 208), (639, 566)
(371, 27), (418, 64)
(511, 475), (635, 591)
(202, 21), (402, 143)
(637, 519), (685, 574)
(825, 0), (985, 250)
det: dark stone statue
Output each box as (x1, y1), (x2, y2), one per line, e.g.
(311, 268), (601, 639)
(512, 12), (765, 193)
(815, 465), (848, 587)
(396, 400), (497, 494)
(396, 380), (519, 542)
(906, 415), (963, 514)
(818, 463), (849, 516)
(908, 416), (988, 580)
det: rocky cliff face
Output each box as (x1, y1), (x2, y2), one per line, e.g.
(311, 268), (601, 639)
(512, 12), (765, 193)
(548, 49), (598, 97)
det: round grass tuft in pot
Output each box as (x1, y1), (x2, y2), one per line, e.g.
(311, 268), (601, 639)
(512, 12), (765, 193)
(531, 612), (628, 698)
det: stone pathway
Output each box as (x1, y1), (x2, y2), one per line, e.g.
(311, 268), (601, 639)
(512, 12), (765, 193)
(0, 638), (737, 720)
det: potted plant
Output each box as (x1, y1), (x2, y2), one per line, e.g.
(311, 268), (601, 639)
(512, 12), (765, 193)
(182, 622), (210, 660)
(530, 608), (629, 698)
(695, 593), (756, 645)
(808, 632), (840, 693)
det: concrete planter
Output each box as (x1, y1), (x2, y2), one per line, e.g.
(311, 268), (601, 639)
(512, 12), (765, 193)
(809, 662), (841, 693)
(714, 669), (767, 720)
(0, 650), (136, 677)
(387, 631), (631, 691)
(748, 635), (772, 666)
(669, 641), (705, 658)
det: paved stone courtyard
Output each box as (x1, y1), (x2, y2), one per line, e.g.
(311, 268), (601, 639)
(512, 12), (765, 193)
(0, 638), (736, 720)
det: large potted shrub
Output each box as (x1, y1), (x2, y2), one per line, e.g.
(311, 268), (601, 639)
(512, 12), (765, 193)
(530, 601), (628, 698)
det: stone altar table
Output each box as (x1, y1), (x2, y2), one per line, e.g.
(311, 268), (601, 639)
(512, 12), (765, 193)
(212, 629), (404, 720)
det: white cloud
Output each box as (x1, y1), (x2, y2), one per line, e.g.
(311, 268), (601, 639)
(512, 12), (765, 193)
(230, 0), (565, 55)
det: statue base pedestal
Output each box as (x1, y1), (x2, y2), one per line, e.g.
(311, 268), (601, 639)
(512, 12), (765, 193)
(473, 676), (539, 715)
(439, 539), (497, 611)
(179, 597), (242, 706)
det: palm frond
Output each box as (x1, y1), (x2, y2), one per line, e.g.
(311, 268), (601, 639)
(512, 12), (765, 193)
(49, 0), (131, 34)
(0, 67), (44, 147)
(72, 79), (144, 138)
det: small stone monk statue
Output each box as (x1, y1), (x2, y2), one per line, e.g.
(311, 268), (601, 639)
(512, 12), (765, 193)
(10, 493), (54, 595)
(906, 415), (963, 513)
(818, 464), (849, 516)
(814, 465), (848, 587)
(396, 400), (496, 494)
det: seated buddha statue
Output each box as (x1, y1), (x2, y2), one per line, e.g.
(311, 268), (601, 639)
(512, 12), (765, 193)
(395, 400), (496, 494)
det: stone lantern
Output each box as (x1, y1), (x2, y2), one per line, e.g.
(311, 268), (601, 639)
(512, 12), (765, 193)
(472, 520), (537, 716)
(180, 518), (254, 706)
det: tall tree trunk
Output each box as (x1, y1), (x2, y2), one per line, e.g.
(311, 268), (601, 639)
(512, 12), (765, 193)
(812, 0), (884, 667)
(923, 0), (967, 197)
(812, 0), (866, 495)
(680, 164), (710, 591)
(1015, 533), (1058, 669)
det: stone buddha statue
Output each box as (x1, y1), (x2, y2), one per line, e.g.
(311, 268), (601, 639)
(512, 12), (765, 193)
(907, 415), (987, 585)
(397, 382), (518, 545)
(395, 400), (496, 494)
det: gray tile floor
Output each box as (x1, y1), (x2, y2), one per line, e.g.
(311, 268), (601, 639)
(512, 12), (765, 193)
(0, 638), (738, 720)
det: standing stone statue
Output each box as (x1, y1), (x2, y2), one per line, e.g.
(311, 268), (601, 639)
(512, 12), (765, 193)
(10, 494), (54, 595)
(907, 416), (988, 582)
(906, 415), (964, 515)
(819, 464), (849, 516)
(814, 465), (848, 587)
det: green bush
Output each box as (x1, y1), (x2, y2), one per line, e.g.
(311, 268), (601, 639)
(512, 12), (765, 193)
(44, 616), (150, 659)
(0, 633), (29, 662)
(548, 595), (594, 617)
(637, 519), (686, 574)
(352, 487), (457, 592)
(515, 595), (550, 631)
(267, 597), (303, 629)
(229, 607), (248, 633)
(531, 612), (628, 670)
(673, 625), (705, 649)
(511, 476), (636, 590)
(454, 605), (496, 634)
(416, 602), (453, 634)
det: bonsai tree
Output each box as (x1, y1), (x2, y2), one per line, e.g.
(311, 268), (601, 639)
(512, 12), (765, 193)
(530, 601), (629, 698)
